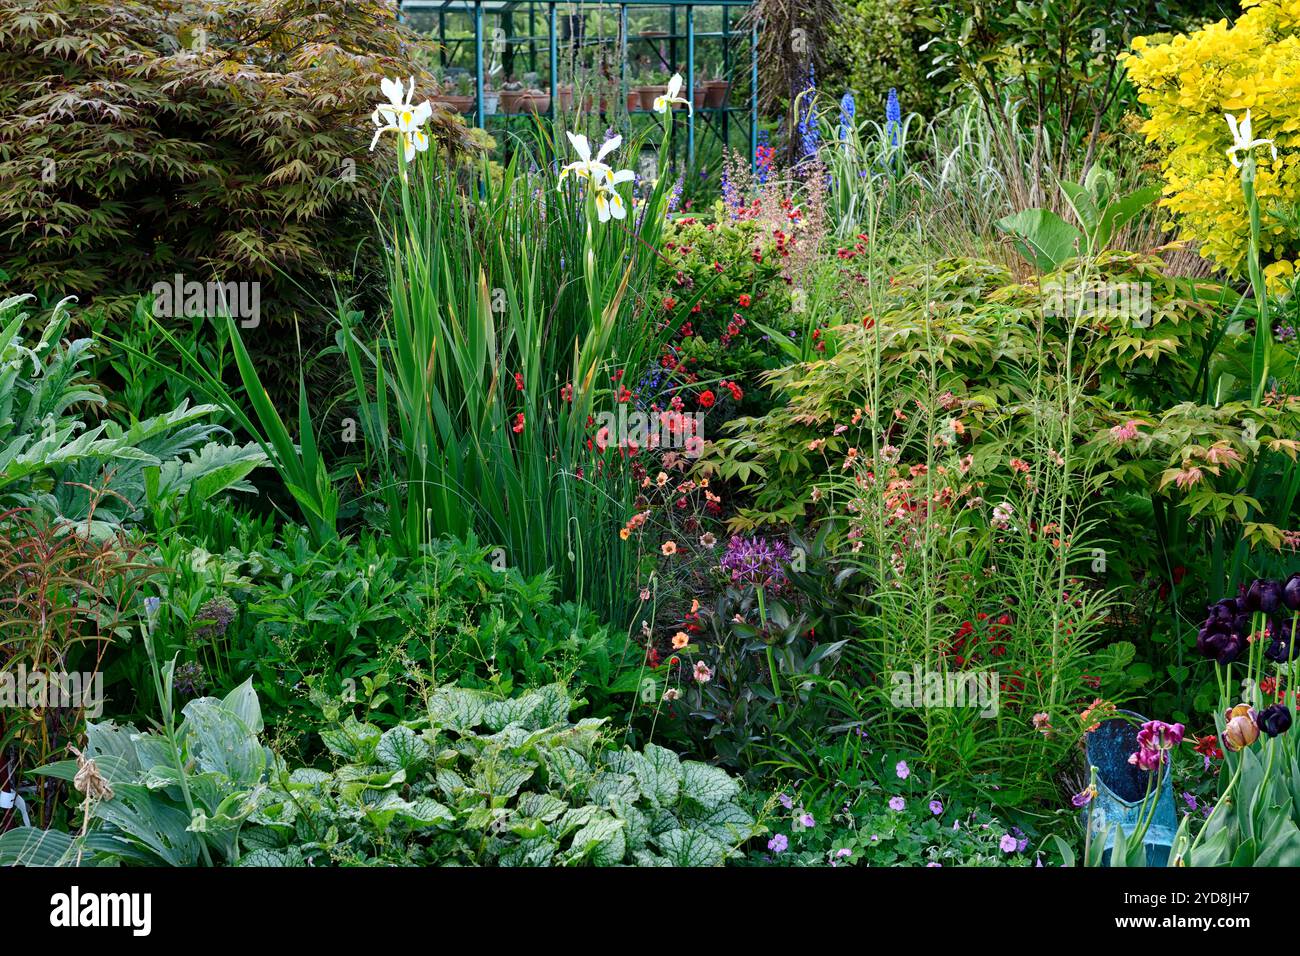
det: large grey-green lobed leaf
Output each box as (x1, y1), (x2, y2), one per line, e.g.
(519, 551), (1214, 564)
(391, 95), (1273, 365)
(565, 814), (626, 866)
(680, 801), (757, 845)
(427, 686), (489, 731)
(376, 725), (432, 773)
(498, 836), (556, 867)
(635, 744), (683, 807)
(655, 828), (728, 867)
(680, 761), (740, 810)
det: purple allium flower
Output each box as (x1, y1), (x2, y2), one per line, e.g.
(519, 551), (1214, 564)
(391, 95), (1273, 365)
(172, 660), (209, 699)
(895, 760), (910, 779)
(888, 796), (905, 812)
(719, 535), (792, 590)
(193, 594), (237, 641)
(999, 833), (1018, 853)
(929, 800), (943, 815)
(767, 833), (788, 853)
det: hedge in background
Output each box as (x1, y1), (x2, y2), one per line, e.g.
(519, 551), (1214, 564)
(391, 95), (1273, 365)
(0, 0), (477, 333)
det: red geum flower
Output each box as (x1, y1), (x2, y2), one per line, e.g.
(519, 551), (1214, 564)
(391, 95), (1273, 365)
(698, 390), (715, 408)
(1194, 735), (1223, 761)
(738, 293), (751, 307)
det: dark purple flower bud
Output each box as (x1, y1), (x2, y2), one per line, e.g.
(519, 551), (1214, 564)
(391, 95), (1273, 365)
(1246, 579), (1284, 614)
(1258, 703), (1292, 737)
(1284, 573), (1300, 612)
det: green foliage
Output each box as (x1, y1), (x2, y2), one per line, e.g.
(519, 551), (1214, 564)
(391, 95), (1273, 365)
(131, 528), (638, 757)
(0, 293), (265, 533)
(824, 1), (938, 120)
(996, 166), (1160, 270)
(251, 683), (761, 866)
(4, 682), (760, 867)
(0, 0), (477, 336)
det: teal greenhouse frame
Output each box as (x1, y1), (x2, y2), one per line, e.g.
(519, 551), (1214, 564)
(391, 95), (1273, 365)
(398, 0), (759, 170)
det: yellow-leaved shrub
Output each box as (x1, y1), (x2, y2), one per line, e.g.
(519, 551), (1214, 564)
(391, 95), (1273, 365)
(1123, 0), (1300, 287)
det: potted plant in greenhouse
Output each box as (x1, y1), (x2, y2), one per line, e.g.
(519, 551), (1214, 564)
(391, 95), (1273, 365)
(434, 73), (475, 114)
(635, 72), (662, 110)
(499, 78), (525, 114)
(703, 65), (729, 108)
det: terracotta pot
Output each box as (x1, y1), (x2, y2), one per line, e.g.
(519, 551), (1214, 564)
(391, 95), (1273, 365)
(635, 86), (659, 110)
(692, 86), (707, 110)
(434, 94), (475, 113)
(703, 80), (729, 109)
(626, 90), (639, 111)
(556, 85), (574, 112)
(521, 92), (550, 114)
(499, 89), (526, 113)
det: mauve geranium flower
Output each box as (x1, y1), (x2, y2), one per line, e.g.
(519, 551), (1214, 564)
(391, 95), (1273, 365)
(895, 760), (910, 779)
(1258, 703), (1292, 737)
(999, 834), (1018, 853)
(929, 800), (943, 815)
(767, 833), (788, 853)
(888, 796), (905, 811)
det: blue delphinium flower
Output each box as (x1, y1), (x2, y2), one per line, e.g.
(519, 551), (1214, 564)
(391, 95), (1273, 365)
(796, 63), (819, 161)
(666, 173), (684, 214)
(755, 129), (774, 185)
(838, 91), (856, 142)
(885, 88), (901, 146)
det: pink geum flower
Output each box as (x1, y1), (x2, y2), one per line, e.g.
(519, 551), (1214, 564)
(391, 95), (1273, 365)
(693, 661), (712, 683)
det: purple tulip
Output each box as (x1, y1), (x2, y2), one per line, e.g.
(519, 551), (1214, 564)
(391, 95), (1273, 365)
(1259, 703), (1293, 737)
(1283, 573), (1300, 612)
